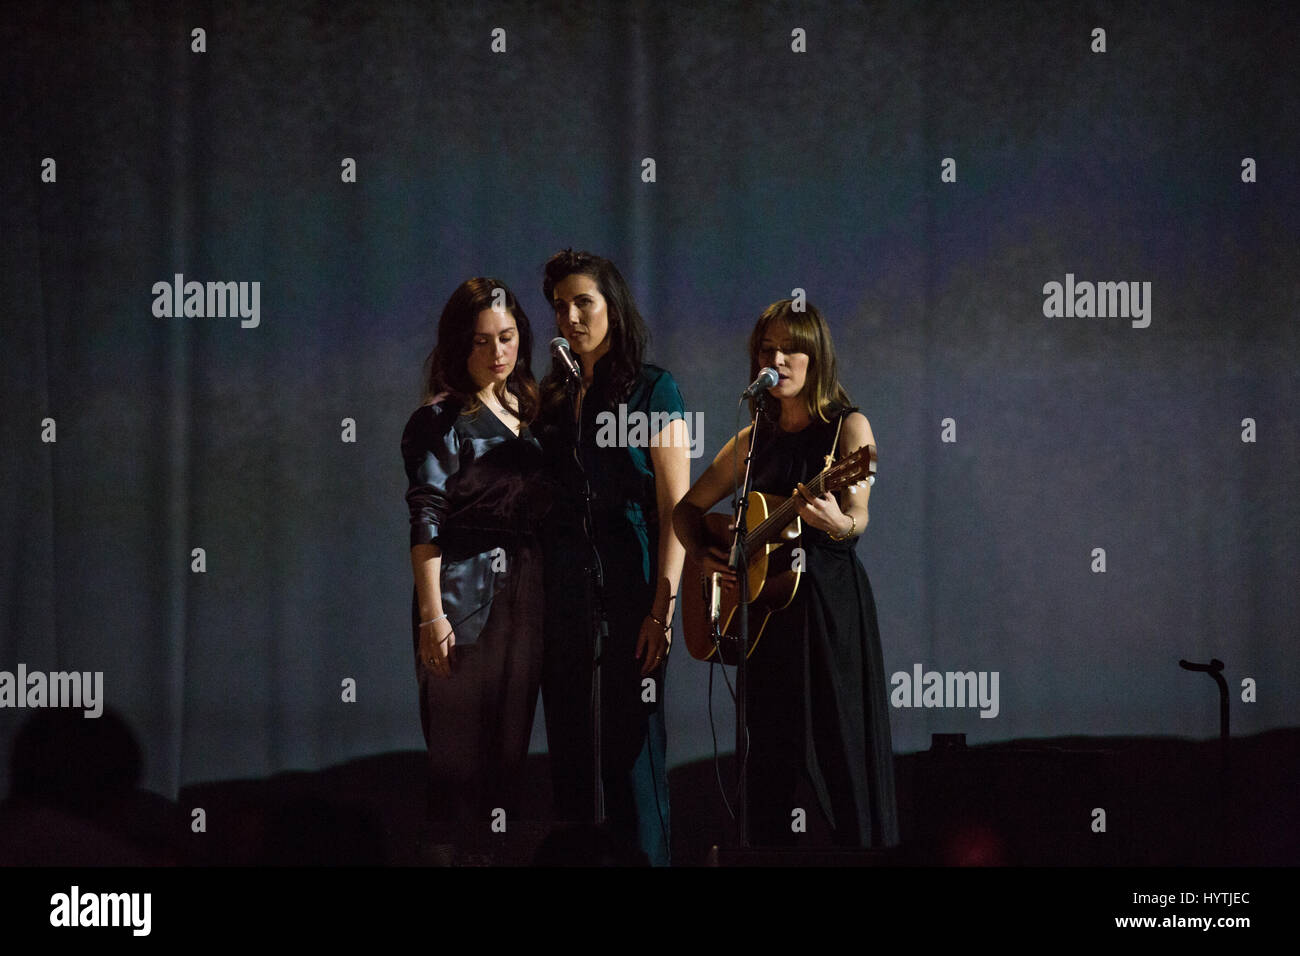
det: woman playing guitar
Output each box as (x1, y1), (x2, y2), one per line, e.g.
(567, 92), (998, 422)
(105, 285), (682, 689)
(672, 298), (900, 849)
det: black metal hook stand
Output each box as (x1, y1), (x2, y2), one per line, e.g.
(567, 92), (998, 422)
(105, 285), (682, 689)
(1178, 657), (1228, 739)
(1179, 657), (1230, 862)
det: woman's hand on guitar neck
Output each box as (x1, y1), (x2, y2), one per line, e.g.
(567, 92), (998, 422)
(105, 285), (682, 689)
(794, 482), (853, 537)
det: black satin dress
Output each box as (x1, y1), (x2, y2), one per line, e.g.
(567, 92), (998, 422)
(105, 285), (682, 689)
(744, 406), (900, 849)
(401, 396), (548, 840)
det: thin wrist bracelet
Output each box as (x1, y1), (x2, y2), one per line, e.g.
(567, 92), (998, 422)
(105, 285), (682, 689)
(419, 612), (449, 627)
(649, 593), (677, 628)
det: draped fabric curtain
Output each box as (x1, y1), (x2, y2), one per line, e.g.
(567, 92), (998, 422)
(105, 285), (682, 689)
(2, 0), (1295, 799)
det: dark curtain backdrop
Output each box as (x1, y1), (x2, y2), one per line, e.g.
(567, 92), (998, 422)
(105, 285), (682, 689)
(2, 0), (1296, 799)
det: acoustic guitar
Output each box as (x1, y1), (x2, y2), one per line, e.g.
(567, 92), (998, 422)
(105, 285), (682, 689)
(681, 443), (877, 663)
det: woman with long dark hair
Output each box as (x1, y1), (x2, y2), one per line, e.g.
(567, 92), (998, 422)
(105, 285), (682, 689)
(672, 298), (900, 849)
(535, 250), (689, 866)
(400, 277), (548, 862)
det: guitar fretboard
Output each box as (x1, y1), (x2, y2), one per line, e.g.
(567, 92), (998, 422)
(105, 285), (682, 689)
(742, 468), (832, 559)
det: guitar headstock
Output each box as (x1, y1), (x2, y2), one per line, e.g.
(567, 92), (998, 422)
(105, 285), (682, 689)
(823, 443), (877, 494)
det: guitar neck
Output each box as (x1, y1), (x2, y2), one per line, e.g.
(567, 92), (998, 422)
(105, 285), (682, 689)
(742, 469), (831, 559)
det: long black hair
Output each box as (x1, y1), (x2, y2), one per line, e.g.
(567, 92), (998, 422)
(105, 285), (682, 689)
(421, 277), (540, 424)
(539, 249), (648, 413)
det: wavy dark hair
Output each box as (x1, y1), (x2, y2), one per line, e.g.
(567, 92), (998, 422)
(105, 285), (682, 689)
(748, 298), (852, 423)
(539, 249), (648, 413)
(421, 277), (539, 424)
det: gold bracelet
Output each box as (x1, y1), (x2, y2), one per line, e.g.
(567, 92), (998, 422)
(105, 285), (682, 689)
(828, 513), (857, 541)
(648, 593), (677, 630)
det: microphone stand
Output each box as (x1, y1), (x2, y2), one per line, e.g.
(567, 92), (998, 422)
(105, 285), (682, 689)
(729, 395), (764, 849)
(567, 371), (608, 825)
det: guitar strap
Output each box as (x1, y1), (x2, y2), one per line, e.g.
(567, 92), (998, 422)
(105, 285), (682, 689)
(822, 409), (847, 472)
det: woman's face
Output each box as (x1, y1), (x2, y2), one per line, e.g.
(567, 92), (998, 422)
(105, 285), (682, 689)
(756, 318), (810, 400)
(466, 306), (520, 392)
(552, 273), (611, 361)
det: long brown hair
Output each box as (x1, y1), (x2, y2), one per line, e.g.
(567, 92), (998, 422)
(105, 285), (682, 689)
(747, 298), (852, 422)
(421, 277), (539, 424)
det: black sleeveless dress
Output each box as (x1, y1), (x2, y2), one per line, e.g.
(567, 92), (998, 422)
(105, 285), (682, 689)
(744, 407), (900, 848)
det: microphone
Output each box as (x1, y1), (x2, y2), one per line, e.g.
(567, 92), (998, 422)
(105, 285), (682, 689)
(550, 336), (582, 381)
(741, 367), (779, 399)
